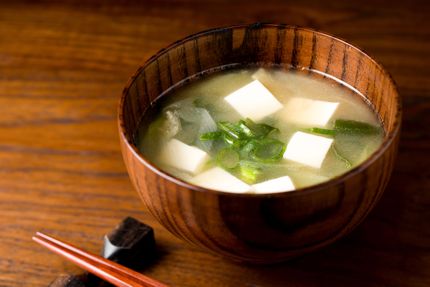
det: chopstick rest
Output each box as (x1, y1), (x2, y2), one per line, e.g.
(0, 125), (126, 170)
(33, 232), (167, 287)
(103, 217), (155, 268)
(47, 217), (156, 287)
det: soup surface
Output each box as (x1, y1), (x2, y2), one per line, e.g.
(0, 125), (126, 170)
(137, 67), (383, 193)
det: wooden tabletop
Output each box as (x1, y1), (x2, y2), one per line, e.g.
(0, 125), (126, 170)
(1, 1), (429, 286)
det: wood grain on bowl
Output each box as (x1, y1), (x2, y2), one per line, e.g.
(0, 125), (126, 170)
(118, 24), (401, 263)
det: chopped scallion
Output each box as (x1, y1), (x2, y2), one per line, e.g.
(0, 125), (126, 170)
(306, 127), (336, 136)
(200, 131), (222, 141)
(251, 138), (286, 163)
(334, 119), (381, 135)
(238, 161), (262, 184)
(216, 148), (240, 169)
(243, 118), (278, 138)
(217, 121), (244, 140)
(200, 118), (286, 174)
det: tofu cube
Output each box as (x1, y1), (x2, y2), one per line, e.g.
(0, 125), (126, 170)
(251, 176), (295, 193)
(224, 80), (283, 121)
(283, 132), (333, 168)
(159, 139), (209, 174)
(191, 167), (250, 193)
(282, 97), (339, 127)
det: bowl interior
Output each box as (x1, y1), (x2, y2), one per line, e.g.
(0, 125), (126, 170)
(118, 24), (401, 195)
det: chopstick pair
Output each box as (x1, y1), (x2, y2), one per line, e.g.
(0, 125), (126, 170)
(33, 232), (168, 287)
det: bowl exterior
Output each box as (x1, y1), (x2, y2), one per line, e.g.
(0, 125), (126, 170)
(118, 24), (401, 263)
(119, 131), (399, 263)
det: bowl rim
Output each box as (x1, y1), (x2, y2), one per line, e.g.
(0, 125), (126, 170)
(118, 23), (402, 198)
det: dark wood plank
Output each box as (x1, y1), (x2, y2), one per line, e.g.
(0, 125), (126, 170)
(0, 0), (429, 286)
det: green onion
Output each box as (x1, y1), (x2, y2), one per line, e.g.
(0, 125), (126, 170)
(216, 148), (240, 169)
(307, 119), (381, 137)
(222, 134), (245, 149)
(243, 118), (278, 138)
(199, 118), (286, 175)
(251, 138), (286, 162)
(306, 127), (336, 136)
(334, 119), (381, 135)
(238, 161), (262, 184)
(217, 121), (244, 140)
(200, 131), (222, 141)
(239, 139), (258, 158)
(237, 120), (255, 137)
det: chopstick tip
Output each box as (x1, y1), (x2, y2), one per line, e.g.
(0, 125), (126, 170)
(32, 233), (41, 241)
(32, 231), (47, 243)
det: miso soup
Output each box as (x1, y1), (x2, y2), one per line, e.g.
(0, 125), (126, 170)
(136, 67), (384, 193)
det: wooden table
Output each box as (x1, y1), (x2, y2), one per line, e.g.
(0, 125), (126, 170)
(1, 1), (429, 286)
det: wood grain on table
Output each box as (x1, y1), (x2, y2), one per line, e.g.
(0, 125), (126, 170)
(0, 1), (428, 286)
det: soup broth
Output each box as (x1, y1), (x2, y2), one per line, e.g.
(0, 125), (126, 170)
(137, 67), (384, 193)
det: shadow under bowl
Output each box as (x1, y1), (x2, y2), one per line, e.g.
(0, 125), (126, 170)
(118, 24), (401, 264)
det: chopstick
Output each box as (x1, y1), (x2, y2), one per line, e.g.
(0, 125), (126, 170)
(32, 232), (168, 287)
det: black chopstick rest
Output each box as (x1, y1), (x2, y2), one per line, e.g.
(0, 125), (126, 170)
(103, 216), (156, 268)
(48, 217), (156, 287)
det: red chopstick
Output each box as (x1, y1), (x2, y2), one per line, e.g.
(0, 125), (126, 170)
(32, 232), (168, 287)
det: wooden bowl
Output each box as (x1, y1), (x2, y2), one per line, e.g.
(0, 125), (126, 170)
(118, 24), (401, 263)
